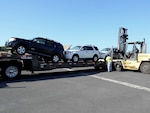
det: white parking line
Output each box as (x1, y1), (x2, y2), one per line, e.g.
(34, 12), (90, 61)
(90, 75), (150, 93)
(63, 68), (73, 71)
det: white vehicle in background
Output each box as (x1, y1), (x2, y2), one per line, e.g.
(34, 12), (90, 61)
(100, 47), (118, 59)
(64, 45), (100, 62)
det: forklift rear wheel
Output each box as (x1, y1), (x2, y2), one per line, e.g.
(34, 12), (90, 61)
(115, 62), (122, 71)
(140, 62), (150, 74)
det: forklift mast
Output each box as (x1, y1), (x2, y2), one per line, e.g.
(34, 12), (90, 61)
(118, 27), (147, 59)
(118, 27), (128, 58)
(141, 38), (147, 53)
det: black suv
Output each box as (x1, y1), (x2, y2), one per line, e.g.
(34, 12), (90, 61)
(5, 37), (64, 62)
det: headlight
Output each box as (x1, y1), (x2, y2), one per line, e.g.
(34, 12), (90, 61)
(8, 38), (16, 42)
(65, 51), (72, 54)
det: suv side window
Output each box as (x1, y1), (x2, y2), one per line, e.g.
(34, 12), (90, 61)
(81, 46), (86, 50)
(82, 46), (93, 50)
(87, 46), (93, 50)
(82, 46), (88, 50)
(47, 40), (56, 48)
(94, 46), (99, 50)
(33, 38), (46, 45)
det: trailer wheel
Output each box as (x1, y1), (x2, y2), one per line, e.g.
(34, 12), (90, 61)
(140, 62), (150, 74)
(114, 62), (122, 72)
(1, 64), (21, 79)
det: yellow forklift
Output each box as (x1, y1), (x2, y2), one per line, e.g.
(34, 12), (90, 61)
(99, 27), (150, 74)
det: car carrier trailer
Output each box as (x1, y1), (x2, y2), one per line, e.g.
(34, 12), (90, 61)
(0, 51), (100, 79)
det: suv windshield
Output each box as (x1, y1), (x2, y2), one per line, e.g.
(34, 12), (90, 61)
(101, 48), (111, 51)
(70, 46), (81, 50)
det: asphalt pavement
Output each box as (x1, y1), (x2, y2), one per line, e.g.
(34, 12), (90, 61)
(1, 67), (150, 113)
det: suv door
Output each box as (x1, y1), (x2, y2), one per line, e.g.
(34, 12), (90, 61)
(86, 46), (95, 58)
(80, 46), (94, 58)
(46, 40), (56, 55)
(31, 38), (49, 55)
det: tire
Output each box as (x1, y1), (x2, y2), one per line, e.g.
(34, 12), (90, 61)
(93, 55), (98, 62)
(115, 62), (122, 71)
(52, 54), (60, 63)
(72, 54), (79, 63)
(1, 63), (21, 79)
(15, 45), (26, 55)
(140, 62), (150, 74)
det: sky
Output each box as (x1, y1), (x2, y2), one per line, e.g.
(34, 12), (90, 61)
(0, 0), (150, 52)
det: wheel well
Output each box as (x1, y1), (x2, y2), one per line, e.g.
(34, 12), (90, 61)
(72, 54), (79, 57)
(0, 60), (22, 68)
(93, 54), (98, 57)
(51, 51), (61, 57)
(14, 43), (27, 49)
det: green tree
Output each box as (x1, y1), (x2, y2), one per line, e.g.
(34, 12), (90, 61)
(0, 46), (8, 51)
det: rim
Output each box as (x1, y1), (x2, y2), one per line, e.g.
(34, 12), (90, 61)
(142, 65), (149, 72)
(93, 56), (98, 62)
(53, 55), (59, 62)
(17, 46), (26, 54)
(116, 64), (121, 71)
(117, 64), (120, 68)
(5, 66), (18, 78)
(73, 56), (79, 62)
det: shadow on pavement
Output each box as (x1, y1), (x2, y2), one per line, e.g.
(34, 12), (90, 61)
(0, 68), (103, 88)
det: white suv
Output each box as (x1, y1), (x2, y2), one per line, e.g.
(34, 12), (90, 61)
(64, 45), (100, 62)
(100, 47), (118, 59)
